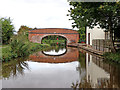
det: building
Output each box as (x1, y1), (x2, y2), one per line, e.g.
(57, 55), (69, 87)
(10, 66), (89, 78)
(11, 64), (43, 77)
(86, 25), (105, 46)
(86, 25), (112, 52)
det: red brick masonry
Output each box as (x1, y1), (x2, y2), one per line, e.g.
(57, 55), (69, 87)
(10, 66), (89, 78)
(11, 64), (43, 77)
(29, 47), (79, 63)
(28, 28), (79, 44)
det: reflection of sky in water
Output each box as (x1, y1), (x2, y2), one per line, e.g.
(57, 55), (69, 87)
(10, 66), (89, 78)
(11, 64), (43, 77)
(3, 61), (80, 88)
(26, 61), (78, 70)
(43, 49), (66, 55)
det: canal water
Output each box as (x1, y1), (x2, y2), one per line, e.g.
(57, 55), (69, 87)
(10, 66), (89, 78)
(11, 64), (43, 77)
(2, 46), (120, 88)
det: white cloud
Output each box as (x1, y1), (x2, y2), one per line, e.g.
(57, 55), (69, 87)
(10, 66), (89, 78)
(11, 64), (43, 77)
(0, 0), (73, 32)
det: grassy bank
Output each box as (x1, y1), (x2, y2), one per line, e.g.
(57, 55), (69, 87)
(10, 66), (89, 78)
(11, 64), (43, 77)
(104, 52), (120, 63)
(2, 43), (50, 62)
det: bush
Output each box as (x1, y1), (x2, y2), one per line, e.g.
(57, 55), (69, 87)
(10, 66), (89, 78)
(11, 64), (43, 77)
(104, 52), (120, 63)
(2, 46), (12, 61)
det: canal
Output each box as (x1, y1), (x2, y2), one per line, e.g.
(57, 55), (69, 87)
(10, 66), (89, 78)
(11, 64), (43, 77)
(2, 46), (120, 88)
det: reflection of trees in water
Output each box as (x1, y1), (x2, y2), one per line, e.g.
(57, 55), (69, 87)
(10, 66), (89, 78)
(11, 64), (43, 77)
(71, 80), (92, 89)
(92, 56), (120, 88)
(0, 63), (2, 79)
(76, 50), (86, 77)
(78, 51), (86, 68)
(54, 46), (66, 53)
(71, 78), (113, 89)
(31, 46), (67, 58)
(42, 46), (66, 52)
(72, 53), (120, 89)
(2, 57), (29, 79)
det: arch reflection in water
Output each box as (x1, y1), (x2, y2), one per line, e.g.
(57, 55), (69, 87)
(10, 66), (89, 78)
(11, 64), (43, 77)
(42, 48), (67, 56)
(29, 47), (79, 63)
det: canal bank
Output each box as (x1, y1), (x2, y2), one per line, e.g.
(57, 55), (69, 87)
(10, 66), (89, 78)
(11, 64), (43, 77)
(68, 43), (103, 56)
(68, 43), (120, 64)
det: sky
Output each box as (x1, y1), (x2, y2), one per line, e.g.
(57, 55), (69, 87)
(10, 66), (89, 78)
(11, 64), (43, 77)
(0, 0), (74, 32)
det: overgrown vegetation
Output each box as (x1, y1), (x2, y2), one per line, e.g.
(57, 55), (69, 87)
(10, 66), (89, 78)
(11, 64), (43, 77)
(2, 39), (50, 62)
(2, 25), (50, 62)
(104, 51), (120, 63)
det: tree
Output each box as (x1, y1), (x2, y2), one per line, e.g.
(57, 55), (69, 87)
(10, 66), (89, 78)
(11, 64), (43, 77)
(77, 27), (86, 43)
(114, 25), (120, 39)
(0, 17), (14, 44)
(18, 25), (32, 36)
(68, 2), (120, 52)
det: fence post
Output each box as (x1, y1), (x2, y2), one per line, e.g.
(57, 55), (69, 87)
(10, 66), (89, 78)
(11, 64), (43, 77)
(103, 40), (104, 52)
(96, 40), (97, 50)
(99, 40), (100, 51)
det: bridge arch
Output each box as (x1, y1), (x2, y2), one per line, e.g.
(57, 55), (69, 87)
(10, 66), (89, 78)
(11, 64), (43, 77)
(28, 28), (79, 45)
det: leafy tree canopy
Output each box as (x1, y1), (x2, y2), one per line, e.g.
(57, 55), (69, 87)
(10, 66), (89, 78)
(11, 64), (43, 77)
(68, 2), (120, 30)
(18, 25), (32, 35)
(0, 17), (14, 44)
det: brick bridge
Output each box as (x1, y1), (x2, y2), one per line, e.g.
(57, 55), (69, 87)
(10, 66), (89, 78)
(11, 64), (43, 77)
(29, 47), (79, 63)
(28, 28), (79, 44)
